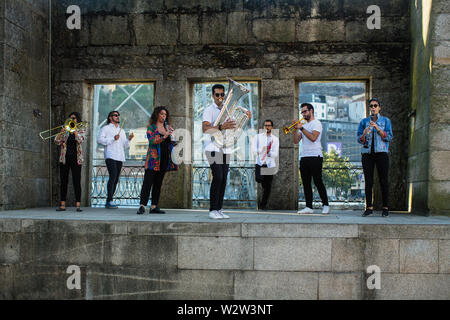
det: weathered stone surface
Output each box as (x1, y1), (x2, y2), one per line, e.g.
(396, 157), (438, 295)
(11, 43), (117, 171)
(332, 238), (365, 272)
(227, 12), (252, 45)
(178, 236), (253, 270)
(254, 238), (332, 271)
(0, 233), (21, 263)
(439, 240), (450, 273)
(234, 271), (318, 300)
(242, 223), (358, 238)
(160, 269), (234, 299)
(252, 18), (296, 42)
(86, 266), (160, 300)
(135, 14), (178, 46)
(90, 15), (130, 46)
(429, 181), (450, 213)
(430, 151), (450, 180)
(375, 273), (450, 300)
(318, 272), (363, 300)
(364, 239), (400, 273)
(359, 225), (450, 239)
(296, 19), (345, 42)
(180, 14), (200, 45)
(432, 14), (450, 41)
(399, 239), (439, 273)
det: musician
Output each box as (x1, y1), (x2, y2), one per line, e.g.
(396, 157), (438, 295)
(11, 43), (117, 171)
(357, 98), (393, 217)
(251, 120), (279, 210)
(202, 84), (251, 219)
(55, 112), (86, 212)
(97, 110), (134, 209)
(293, 103), (330, 214)
(137, 106), (178, 215)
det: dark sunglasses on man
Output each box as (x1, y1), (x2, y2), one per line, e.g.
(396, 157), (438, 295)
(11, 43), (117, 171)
(214, 93), (225, 97)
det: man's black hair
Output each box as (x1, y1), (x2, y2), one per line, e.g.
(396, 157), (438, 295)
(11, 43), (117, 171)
(368, 98), (382, 107)
(300, 103), (314, 113)
(264, 119), (274, 126)
(212, 84), (225, 94)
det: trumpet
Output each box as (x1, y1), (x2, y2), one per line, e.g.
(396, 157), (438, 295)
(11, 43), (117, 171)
(282, 118), (307, 134)
(39, 118), (88, 140)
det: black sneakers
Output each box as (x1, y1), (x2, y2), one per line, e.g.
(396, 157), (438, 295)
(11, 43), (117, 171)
(150, 207), (165, 214)
(137, 206), (145, 215)
(362, 208), (373, 217)
(382, 208), (389, 217)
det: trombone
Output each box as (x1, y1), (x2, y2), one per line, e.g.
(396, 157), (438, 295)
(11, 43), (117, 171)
(39, 118), (88, 140)
(282, 118), (307, 134)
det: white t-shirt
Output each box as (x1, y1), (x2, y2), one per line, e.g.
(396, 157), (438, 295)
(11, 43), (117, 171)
(202, 102), (232, 154)
(300, 119), (323, 158)
(97, 123), (130, 162)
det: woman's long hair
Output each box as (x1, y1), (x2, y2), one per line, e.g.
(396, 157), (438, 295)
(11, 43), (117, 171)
(150, 106), (170, 126)
(68, 111), (82, 123)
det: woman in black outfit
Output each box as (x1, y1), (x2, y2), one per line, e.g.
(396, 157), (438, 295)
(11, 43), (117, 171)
(137, 106), (178, 214)
(54, 112), (86, 212)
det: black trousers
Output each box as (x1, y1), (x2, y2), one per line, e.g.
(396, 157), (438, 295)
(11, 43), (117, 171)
(206, 151), (230, 211)
(255, 164), (274, 208)
(60, 155), (81, 202)
(362, 152), (389, 208)
(300, 156), (329, 208)
(139, 169), (167, 207)
(105, 158), (123, 203)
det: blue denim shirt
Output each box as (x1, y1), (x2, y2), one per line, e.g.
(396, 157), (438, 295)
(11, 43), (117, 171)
(357, 115), (393, 154)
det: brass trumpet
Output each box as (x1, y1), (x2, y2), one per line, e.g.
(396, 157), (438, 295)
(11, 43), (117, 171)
(39, 118), (88, 140)
(282, 118), (307, 135)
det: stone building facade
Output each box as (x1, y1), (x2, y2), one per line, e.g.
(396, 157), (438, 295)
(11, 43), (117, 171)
(0, 0), (449, 215)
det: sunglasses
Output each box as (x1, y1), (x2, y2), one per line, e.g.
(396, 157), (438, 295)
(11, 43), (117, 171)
(112, 114), (120, 117)
(369, 104), (379, 108)
(214, 93), (225, 97)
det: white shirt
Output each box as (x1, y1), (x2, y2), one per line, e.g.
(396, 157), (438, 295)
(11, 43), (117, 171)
(202, 102), (232, 154)
(300, 119), (323, 158)
(97, 123), (130, 162)
(251, 132), (279, 168)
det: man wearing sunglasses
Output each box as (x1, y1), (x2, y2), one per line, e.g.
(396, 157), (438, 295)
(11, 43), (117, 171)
(357, 98), (393, 217)
(97, 110), (134, 209)
(202, 84), (237, 219)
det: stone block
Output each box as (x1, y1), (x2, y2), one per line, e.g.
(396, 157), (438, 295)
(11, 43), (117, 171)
(364, 239), (400, 273)
(343, 0), (407, 18)
(160, 222), (241, 236)
(0, 233), (21, 263)
(104, 234), (177, 269)
(432, 14), (450, 41)
(47, 220), (108, 234)
(227, 12), (252, 45)
(201, 12), (228, 44)
(439, 240), (450, 273)
(21, 219), (49, 233)
(180, 14), (200, 45)
(165, 0), (223, 11)
(374, 273), (450, 300)
(32, 233), (105, 265)
(90, 15), (130, 46)
(254, 238), (332, 271)
(252, 18), (295, 42)
(430, 151), (450, 180)
(86, 266), (160, 300)
(431, 66), (450, 93)
(407, 152), (429, 182)
(318, 272), (363, 300)
(296, 19), (345, 42)
(5, 0), (32, 31)
(0, 219), (21, 232)
(432, 0), (450, 14)
(242, 223), (358, 238)
(135, 14), (178, 46)
(178, 236), (253, 270)
(332, 238), (365, 272)
(399, 239), (439, 273)
(12, 264), (86, 299)
(234, 271), (318, 300)
(345, 17), (409, 43)
(359, 224), (450, 239)
(0, 265), (14, 299)
(433, 41), (450, 65)
(430, 94), (450, 123)
(160, 269), (234, 299)
(408, 124), (429, 156)
(429, 181), (450, 212)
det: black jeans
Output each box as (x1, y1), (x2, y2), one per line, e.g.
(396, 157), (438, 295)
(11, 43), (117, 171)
(362, 152), (389, 208)
(139, 169), (167, 207)
(206, 151), (230, 211)
(255, 164), (274, 208)
(59, 155), (81, 202)
(105, 158), (123, 203)
(300, 156), (329, 208)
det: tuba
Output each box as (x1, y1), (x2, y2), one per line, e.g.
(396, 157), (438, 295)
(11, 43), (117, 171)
(211, 78), (251, 149)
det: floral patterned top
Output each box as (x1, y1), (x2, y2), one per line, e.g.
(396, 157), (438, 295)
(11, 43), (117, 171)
(54, 129), (86, 165)
(144, 124), (178, 171)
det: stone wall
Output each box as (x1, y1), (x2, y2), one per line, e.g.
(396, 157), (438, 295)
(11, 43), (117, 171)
(1, 219), (449, 299)
(0, 0), (50, 210)
(409, 0), (450, 215)
(50, 0), (411, 210)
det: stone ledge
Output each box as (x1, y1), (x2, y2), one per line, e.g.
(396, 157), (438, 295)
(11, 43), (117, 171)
(358, 224), (450, 239)
(242, 223), (358, 238)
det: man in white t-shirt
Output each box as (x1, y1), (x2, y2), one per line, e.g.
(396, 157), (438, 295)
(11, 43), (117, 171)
(202, 84), (251, 219)
(251, 120), (279, 210)
(292, 103), (330, 214)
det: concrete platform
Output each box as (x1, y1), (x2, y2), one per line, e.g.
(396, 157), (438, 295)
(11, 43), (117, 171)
(1, 208), (449, 300)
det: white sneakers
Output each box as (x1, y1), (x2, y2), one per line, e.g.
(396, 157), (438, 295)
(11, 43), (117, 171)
(298, 206), (331, 214)
(298, 207), (314, 214)
(209, 209), (230, 219)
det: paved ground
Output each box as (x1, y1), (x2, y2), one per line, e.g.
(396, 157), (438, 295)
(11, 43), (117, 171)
(0, 207), (449, 225)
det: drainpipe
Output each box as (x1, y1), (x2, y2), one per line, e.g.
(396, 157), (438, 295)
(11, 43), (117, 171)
(48, 0), (52, 206)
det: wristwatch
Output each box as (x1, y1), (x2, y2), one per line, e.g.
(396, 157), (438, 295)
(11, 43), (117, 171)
(299, 127), (304, 131)
(218, 124), (222, 131)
